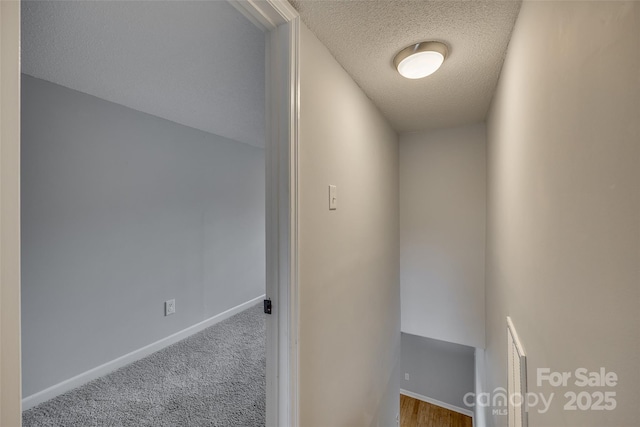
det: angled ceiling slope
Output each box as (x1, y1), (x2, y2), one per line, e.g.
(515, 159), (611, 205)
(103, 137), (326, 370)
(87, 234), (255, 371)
(290, 0), (522, 132)
(22, 0), (265, 148)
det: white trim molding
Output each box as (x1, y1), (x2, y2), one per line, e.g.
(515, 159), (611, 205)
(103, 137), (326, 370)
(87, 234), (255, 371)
(507, 316), (528, 427)
(266, 14), (301, 427)
(229, 0), (297, 31)
(400, 389), (474, 419)
(1, 0), (23, 424)
(284, 14), (300, 427)
(22, 296), (266, 411)
(227, 1), (300, 426)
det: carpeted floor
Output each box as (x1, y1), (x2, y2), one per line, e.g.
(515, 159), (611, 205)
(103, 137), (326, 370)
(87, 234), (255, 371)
(23, 303), (266, 427)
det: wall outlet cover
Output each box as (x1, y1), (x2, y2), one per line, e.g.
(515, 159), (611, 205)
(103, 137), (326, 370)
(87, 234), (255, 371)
(165, 299), (176, 316)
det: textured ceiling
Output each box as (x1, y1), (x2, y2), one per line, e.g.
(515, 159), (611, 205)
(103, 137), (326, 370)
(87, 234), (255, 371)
(290, 0), (521, 132)
(22, 1), (265, 148)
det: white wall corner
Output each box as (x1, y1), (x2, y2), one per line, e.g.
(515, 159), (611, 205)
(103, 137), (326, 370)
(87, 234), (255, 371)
(474, 347), (487, 427)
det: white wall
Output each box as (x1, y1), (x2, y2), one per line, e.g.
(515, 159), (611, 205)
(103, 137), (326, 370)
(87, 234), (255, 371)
(401, 333), (475, 411)
(298, 23), (401, 427)
(21, 76), (265, 397)
(400, 125), (486, 348)
(21, 0), (266, 148)
(485, 2), (639, 426)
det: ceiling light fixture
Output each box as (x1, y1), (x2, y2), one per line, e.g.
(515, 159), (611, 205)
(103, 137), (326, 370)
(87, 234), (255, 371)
(394, 41), (448, 79)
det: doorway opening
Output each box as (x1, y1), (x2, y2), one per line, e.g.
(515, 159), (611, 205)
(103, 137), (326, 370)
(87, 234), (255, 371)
(15, 1), (298, 425)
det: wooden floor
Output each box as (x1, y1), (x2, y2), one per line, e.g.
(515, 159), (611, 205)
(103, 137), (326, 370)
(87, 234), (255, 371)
(400, 394), (472, 427)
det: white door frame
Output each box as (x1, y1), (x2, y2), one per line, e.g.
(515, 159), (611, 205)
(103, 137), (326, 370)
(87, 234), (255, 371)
(228, 1), (300, 426)
(0, 1), (300, 425)
(0, 1), (22, 426)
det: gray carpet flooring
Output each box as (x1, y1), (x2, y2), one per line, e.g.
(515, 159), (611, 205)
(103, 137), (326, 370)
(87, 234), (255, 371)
(23, 303), (265, 427)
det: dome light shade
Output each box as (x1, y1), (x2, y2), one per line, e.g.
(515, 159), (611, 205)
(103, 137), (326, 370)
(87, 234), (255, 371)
(394, 41), (448, 79)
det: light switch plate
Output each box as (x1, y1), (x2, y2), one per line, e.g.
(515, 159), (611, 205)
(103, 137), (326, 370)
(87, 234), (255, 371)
(329, 185), (337, 210)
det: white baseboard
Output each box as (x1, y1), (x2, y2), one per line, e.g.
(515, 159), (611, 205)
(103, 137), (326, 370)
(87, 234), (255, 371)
(400, 389), (474, 418)
(22, 295), (265, 410)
